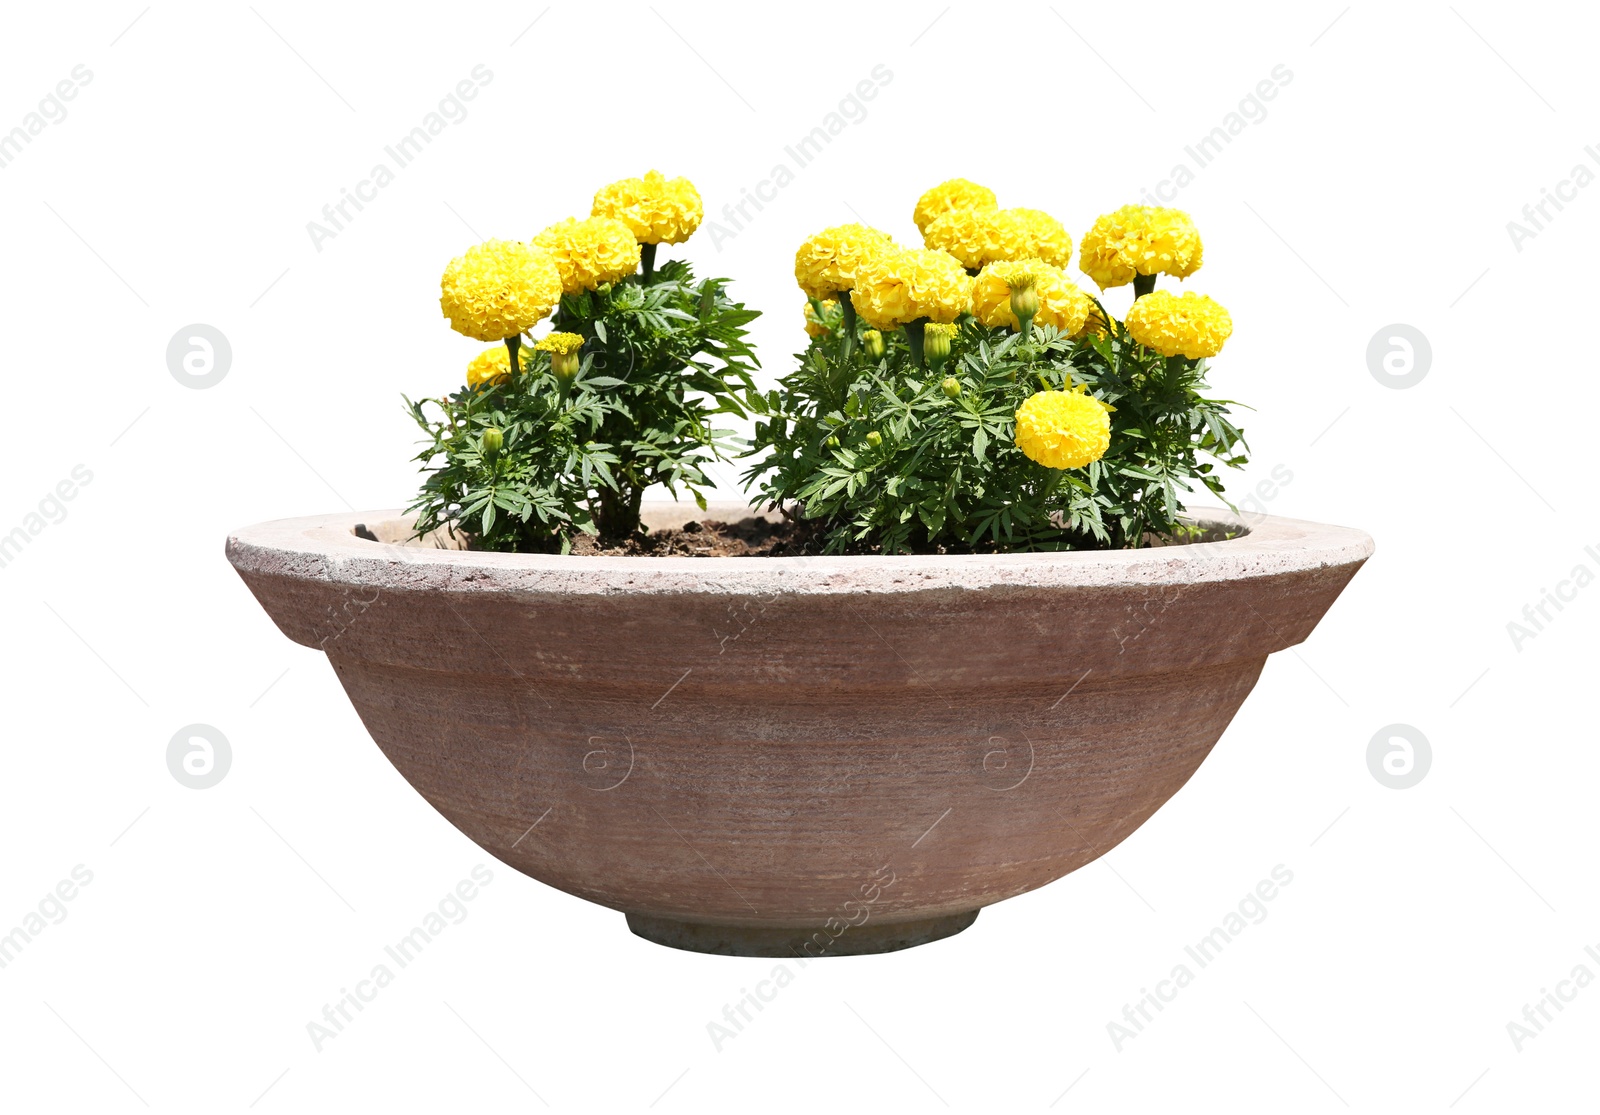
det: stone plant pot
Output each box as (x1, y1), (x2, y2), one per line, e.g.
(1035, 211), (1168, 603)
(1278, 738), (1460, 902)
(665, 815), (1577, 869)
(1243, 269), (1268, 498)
(226, 503), (1370, 956)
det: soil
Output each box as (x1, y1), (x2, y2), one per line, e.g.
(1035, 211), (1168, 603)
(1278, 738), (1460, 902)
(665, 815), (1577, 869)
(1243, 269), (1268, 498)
(569, 517), (813, 557)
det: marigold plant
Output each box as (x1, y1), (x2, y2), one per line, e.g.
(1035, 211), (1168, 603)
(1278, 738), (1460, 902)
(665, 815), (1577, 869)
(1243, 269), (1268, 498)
(408, 174), (758, 551)
(745, 186), (1247, 553)
(407, 175), (1250, 556)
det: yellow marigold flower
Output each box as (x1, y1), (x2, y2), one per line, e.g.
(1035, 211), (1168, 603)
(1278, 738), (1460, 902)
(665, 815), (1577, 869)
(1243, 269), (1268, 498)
(465, 343), (531, 389)
(804, 299), (840, 337)
(795, 224), (896, 300)
(925, 207), (1075, 271)
(533, 216), (641, 294)
(849, 248), (973, 330)
(923, 207), (1007, 270)
(1079, 205), (1203, 289)
(439, 239), (562, 342)
(971, 260), (1093, 334)
(1124, 290), (1232, 359)
(1014, 386), (1112, 470)
(591, 170), (704, 245)
(533, 332), (585, 355)
(1007, 208), (1073, 268)
(912, 178), (999, 236)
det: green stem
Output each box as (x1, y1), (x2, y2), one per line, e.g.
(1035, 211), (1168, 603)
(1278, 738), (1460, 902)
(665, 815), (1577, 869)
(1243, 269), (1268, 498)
(904, 318), (928, 368)
(596, 484), (644, 540)
(640, 242), (657, 283)
(838, 295), (857, 362)
(1132, 273), (1157, 299)
(504, 334), (521, 379)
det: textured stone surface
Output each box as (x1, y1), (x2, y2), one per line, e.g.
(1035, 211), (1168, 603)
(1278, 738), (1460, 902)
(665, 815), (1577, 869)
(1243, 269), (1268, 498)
(226, 503), (1371, 954)
(626, 909), (980, 957)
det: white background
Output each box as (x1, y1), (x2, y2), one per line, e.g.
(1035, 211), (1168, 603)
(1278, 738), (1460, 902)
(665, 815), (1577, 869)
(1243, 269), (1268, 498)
(1, 2), (1594, 1111)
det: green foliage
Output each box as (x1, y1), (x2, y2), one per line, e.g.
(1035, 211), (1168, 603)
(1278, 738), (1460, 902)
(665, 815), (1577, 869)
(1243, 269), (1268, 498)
(1070, 322), (1249, 547)
(743, 300), (1248, 554)
(407, 259), (760, 550)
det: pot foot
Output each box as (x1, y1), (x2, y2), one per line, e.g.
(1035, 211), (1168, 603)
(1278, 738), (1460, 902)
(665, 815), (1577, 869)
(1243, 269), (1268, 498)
(625, 909), (979, 957)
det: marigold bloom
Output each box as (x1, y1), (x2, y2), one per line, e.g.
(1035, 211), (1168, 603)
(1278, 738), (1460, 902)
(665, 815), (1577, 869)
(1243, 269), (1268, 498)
(1006, 208), (1073, 268)
(971, 260), (1093, 334)
(439, 240), (562, 342)
(849, 248), (973, 329)
(533, 216), (641, 294)
(465, 343), (531, 389)
(923, 207), (1007, 270)
(1014, 387), (1112, 470)
(795, 224), (895, 300)
(925, 207), (1075, 271)
(591, 170), (703, 245)
(1079, 205), (1203, 289)
(912, 178), (999, 235)
(1124, 290), (1232, 359)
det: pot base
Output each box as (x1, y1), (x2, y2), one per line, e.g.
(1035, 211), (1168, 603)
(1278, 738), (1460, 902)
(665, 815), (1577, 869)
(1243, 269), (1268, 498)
(625, 910), (980, 957)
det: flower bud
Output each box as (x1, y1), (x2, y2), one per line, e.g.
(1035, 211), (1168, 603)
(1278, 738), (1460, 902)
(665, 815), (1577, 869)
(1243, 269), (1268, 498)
(825, 435), (841, 449)
(862, 329), (885, 360)
(551, 351), (581, 380)
(865, 430), (883, 448)
(1009, 281), (1040, 326)
(535, 332), (585, 382)
(481, 427), (503, 461)
(923, 322), (956, 373)
(942, 376), (961, 399)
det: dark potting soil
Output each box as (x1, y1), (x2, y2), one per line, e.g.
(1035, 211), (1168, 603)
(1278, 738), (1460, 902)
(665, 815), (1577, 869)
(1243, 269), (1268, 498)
(569, 517), (810, 557)
(564, 517), (1129, 557)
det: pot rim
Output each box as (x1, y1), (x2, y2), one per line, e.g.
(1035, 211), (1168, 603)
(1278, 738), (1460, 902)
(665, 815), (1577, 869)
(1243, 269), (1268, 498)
(225, 502), (1373, 596)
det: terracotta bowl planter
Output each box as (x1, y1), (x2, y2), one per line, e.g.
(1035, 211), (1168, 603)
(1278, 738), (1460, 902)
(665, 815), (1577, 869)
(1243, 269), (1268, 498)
(226, 503), (1370, 956)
